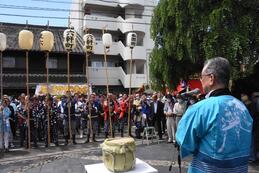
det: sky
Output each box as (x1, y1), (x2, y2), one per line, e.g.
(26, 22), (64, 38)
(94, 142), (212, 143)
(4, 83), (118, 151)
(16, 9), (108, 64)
(0, 0), (71, 27)
(0, 0), (159, 27)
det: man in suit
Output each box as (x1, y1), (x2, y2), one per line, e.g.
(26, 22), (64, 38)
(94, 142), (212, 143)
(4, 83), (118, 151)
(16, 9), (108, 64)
(150, 94), (164, 140)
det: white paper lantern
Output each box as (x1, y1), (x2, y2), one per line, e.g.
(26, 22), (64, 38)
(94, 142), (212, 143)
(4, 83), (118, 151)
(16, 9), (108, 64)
(0, 33), (7, 51)
(127, 32), (137, 48)
(40, 31), (54, 52)
(83, 34), (95, 53)
(18, 30), (34, 50)
(102, 33), (112, 48)
(63, 29), (76, 51)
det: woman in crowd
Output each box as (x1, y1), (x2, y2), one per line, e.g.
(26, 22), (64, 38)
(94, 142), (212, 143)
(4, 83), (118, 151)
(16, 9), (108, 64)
(0, 97), (12, 152)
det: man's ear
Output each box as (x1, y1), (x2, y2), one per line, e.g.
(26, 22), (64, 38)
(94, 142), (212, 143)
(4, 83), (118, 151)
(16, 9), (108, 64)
(208, 74), (215, 86)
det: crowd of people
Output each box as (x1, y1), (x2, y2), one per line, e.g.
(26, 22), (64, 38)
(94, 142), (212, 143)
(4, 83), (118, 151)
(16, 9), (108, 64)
(0, 89), (202, 152)
(0, 88), (258, 153)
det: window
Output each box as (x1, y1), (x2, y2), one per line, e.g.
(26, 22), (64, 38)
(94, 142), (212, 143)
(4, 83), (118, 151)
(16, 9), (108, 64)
(15, 57), (25, 68)
(85, 8), (91, 15)
(92, 61), (103, 67)
(134, 12), (142, 19)
(3, 57), (15, 68)
(136, 61), (144, 74)
(47, 58), (58, 69)
(107, 61), (114, 67)
(58, 58), (66, 69)
(95, 37), (102, 41)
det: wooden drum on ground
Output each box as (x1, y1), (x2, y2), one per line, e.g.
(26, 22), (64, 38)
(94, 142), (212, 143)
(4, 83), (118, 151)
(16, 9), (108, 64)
(100, 137), (136, 172)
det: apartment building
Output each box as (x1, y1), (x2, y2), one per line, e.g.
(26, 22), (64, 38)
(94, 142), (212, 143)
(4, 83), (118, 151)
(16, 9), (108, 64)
(71, 0), (156, 89)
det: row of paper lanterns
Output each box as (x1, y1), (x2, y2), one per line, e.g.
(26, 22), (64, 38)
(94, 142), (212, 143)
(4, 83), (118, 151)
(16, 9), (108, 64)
(0, 27), (137, 53)
(0, 28), (96, 53)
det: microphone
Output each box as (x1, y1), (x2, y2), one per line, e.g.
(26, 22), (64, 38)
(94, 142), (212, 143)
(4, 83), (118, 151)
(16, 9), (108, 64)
(181, 88), (201, 97)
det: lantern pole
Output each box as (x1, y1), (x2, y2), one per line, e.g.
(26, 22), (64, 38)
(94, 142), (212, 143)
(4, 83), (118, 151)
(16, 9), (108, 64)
(0, 50), (2, 156)
(0, 50), (3, 155)
(0, 51), (3, 100)
(84, 30), (95, 142)
(44, 21), (51, 147)
(40, 22), (54, 147)
(24, 20), (31, 150)
(85, 48), (93, 141)
(25, 20), (31, 150)
(126, 30), (136, 137)
(67, 50), (72, 144)
(0, 25), (3, 100)
(66, 16), (73, 144)
(102, 28), (113, 138)
(19, 20), (33, 150)
(0, 29), (6, 151)
(128, 48), (133, 137)
(26, 50), (31, 150)
(46, 51), (51, 146)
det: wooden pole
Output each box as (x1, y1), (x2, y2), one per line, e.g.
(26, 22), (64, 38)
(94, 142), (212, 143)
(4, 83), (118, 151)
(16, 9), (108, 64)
(46, 52), (51, 146)
(128, 48), (133, 137)
(0, 22), (2, 100)
(102, 28), (113, 137)
(85, 52), (93, 140)
(0, 51), (3, 152)
(104, 49), (113, 137)
(0, 51), (3, 100)
(67, 51), (72, 143)
(0, 51), (3, 148)
(26, 51), (31, 150)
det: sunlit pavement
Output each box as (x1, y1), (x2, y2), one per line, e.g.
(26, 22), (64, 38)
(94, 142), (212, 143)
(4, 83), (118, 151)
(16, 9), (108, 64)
(0, 136), (258, 173)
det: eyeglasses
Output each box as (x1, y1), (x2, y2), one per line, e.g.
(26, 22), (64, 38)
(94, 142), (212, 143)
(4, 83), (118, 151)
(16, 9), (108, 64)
(200, 73), (213, 80)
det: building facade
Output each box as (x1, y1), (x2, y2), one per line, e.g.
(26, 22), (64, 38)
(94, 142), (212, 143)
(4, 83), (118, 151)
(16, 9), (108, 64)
(0, 23), (87, 96)
(71, 0), (156, 89)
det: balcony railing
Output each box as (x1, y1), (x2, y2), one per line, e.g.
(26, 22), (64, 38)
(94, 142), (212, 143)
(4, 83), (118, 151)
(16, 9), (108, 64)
(84, 0), (145, 8)
(84, 15), (146, 33)
(2, 68), (147, 89)
(2, 73), (86, 89)
(94, 41), (146, 61)
(88, 67), (146, 88)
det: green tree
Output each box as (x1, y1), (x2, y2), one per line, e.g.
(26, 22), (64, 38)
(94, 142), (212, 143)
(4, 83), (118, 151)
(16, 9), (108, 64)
(150, 0), (259, 90)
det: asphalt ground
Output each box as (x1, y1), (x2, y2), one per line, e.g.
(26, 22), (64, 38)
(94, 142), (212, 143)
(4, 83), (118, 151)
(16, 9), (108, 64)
(0, 135), (259, 173)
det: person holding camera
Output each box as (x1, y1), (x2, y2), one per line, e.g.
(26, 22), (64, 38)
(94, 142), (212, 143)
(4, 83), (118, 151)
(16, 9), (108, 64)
(176, 57), (253, 173)
(164, 94), (175, 143)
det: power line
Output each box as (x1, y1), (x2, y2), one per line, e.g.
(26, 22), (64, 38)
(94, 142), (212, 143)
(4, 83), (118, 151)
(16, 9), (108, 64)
(0, 4), (69, 12)
(31, 0), (156, 8)
(0, 13), (152, 25)
(0, 4), (154, 17)
(42, 0), (155, 11)
(31, 0), (78, 4)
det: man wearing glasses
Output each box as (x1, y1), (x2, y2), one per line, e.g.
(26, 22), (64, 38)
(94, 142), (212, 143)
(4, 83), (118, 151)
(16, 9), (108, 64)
(176, 57), (253, 173)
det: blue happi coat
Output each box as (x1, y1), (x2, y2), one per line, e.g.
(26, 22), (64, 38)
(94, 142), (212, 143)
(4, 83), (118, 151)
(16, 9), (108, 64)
(0, 107), (11, 133)
(176, 95), (253, 173)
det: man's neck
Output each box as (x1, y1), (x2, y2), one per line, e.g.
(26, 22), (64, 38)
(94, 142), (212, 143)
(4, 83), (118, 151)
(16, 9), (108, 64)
(206, 83), (226, 97)
(208, 88), (231, 98)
